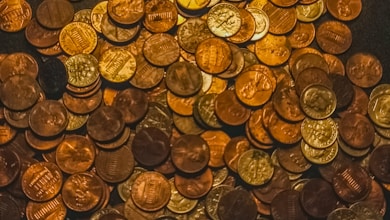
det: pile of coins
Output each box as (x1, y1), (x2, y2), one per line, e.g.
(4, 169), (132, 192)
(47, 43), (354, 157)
(0, 0), (389, 219)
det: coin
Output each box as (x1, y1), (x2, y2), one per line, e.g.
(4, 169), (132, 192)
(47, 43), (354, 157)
(0, 192), (23, 220)
(87, 106), (125, 142)
(290, 52), (329, 80)
(0, 52), (39, 82)
(177, 18), (214, 54)
(59, 22), (97, 56)
(0, 148), (20, 188)
(316, 20), (352, 54)
(131, 171), (171, 211)
(36, 0), (74, 29)
(217, 189), (257, 220)
(194, 93), (223, 129)
(271, 190), (308, 220)
(227, 8), (256, 44)
(143, 0), (178, 33)
(201, 130), (230, 168)
(296, 0), (325, 22)
(65, 110), (88, 131)
(272, 83), (305, 122)
(369, 145), (390, 183)
(207, 3), (241, 37)
(24, 18), (60, 48)
(26, 194), (67, 220)
(112, 88), (148, 124)
(62, 89), (102, 114)
(101, 13), (140, 43)
(130, 55), (165, 89)
(301, 139), (338, 164)
(323, 53), (346, 75)
(245, 7), (269, 41)
(237, 149), (274, 186)
(167, 178), (198, 214)
(214, 90), (251, 126)
(339, 85), (369, 118)
(300, 84), (337, 119)
(254, 33), (291, 66)
(329, 74), (354, 109)
(295, 67), (333, 96)
(276, 143), (312, 173)
(98, 47), (136, 83)
(143, 33), (180, 66)
(346, 52), (383, 88)
(195, 37), (232, 74)
(55, 135), (95, 174)
(65, 53), (100, 88)
(0, 0), (32, 32)
(339, 113), (375, 149)
(174, 168), (213, 199)
(136, 102), (173, 137)
(326, 0), (362, 21)
(165, 61), (203, 96)
(90, 1), (107, 33)
(218, 43), (245, 79)
(172, 113), (204, 135)
(327, 208), (359, 220)
(287, 21), (316, 49)
(263, 2), (297, 35)
(107, 0), (144, 25)
(268, 110), (302, 145)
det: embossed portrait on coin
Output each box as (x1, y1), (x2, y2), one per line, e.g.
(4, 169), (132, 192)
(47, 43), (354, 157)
(337, 0), (352, 17)
(305, 89), (333, 113)
(72, 176), (100, 205)
(374, 95), (390, 124)
(280, 87), (302, 118)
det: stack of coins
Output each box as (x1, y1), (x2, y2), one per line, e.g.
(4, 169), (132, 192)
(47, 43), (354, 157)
(0, 0), (389, 219)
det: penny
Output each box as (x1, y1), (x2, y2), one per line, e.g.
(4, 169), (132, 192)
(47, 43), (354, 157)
(271, 190), (308, 220)
(0, 52), (38, 82)
(327, 0), (362, 21)
(201, 130), (230, 168)
(338, 135), (371, 158)
(369, 145), (390, 183)
(332, 163), (372, 203)
(87, 106), (125, 142)
(22, 162), (62, 202)
(272, 83), (305, 122)
(217, 189), (257, 220)
(167, 178), (198, 214)
(300, 178), (338, 218)
(205, 184), (234, 220)
(247, 109), (273, 145)
(329, 74), (354, 109)
(218, 43), (245, 79)
(131, 171), (171, 211)
(227, 8), (256, 44)
(0, 121), (17, 145)
(194, 93), (223, 129)
(171, 134), (210, 173)
(3, 107), (30, 129)
(36, 0), (74, 29)
(143, 0), (177, 33)
(62, 172), (104, 212)
(339, 85), (369, 118)
(296, 0), (325, 22)
(62, 89), (102, 114)
(38, 57), (68, 98)
(132, 127), (170, 167)
(167, 91), (198, 116)
(176, 18), (213, 54)
(214, 90), (251, 126)
(25, 129), (64, 151)
(130, 55), (165, 89)
(55, 135), (95, 174)
(0, 0), (32, 32)
(143, 33), (180, 66)
(237, 149), (274, 186)
(172, 113), (204, 135)
(300, 84), (337, 119)
(268, 110), (302, 145)
(100, 13), (140, 43)
(25, 18), (60, 48)
(346, 52), (383, 88)
(323, 53), (346, 75)
(107, 0), (144, 25)
(0, 192), (22, 220)
(254, 33), (291, 66)
(316, 20), (352, 54)
(205, 77), (228, 95)
(26, 194), (66, 220)
(165, 61), (203, 96)
(287, 21), (315, 49)
(98, 47), (136, 83)
(117, 167), (147, 202)
(90, 1), (107, 33)
(67, 79), (102, 98)
(276, 143), (312, 173)
(263, 2), (297, 35)
(0, 148), (20, 188)
(206, 3), (241, 37)
(95, 145), (135, 183)
(288, 47), (323, 73)
(59, 22), (97, 56)
(339, 113), (375, 149)
(295, 67), (333, 96)
(136, 102), (173, 137)
(195, 37), (232, 75)
(124, 191), (164, 220)
(290, 52), (329, 80)
(112, 88), (148, 124)
(361, 180), (387, 217)
(36, 42), (63, 56)
(174, 168), (213, 199)
(95, 126), (130, 149)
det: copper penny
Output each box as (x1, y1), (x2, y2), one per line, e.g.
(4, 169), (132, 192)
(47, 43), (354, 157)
(124, 192), (164, 219)
(338, 85), (369, 118)
(25, 18), (60, 48)
(112, 88), (148, 124)
(268, 110), (302, 145)
(143, 0), (178, 33)
(316, 20), (352, 55)
(263, 2), (297, 35)
(36, 42), (63, 56)
(276, 144), (312, 173)
(22, 162), (63, 202)
(217, 189), (257, 220)
(130, 55), (165, 90)
(218, 43), (245, 79)
(172, 113), (204, 135)
(369, 145), (390, 183)
(329, 74), (354, 109)
(24, 129), (64, 151)
(214, 90), (251, 126)
(174, 168), (213, 199)
(0, 0), (32, 32)
(270, 190), (308, 220)
(171, 134), (210, 174)
(0, 52), (38, 82)
(62, 89), (103, 115)
(327, 0), (362, 21)
(0, 192), (22, 220)
(287, 21), (315, 49)
(318, 150), (353, 182)
(29, 100), (68, 137)
(132, 127), (170, 167)
(26, 194), (67, 220)
(290, 52), (329, 80)
(36, 0), (74, 29)
(339, 113), (375, 149)
(223, 136), (251, 173)
(87, 106), (125, 142)
(346, 52), (383, 88)
(361, 180), (387, 217)
(165, 61), (203, 96)
(55, 135), (95, 174)
(131, 171), (171, 211)
(247, 109), (273, 145)
(95, 126), (130, 150)
(201, 130), (231, 168)
(227, 8), (256, 44)
(107, 0), (144, 25)
(143, 33), (180, 66)
(0, 148), (20, 188)
(300, 178), (338, 218)
(295, 67), (333, 96)
(0, 121), (17, 145)
(100, 13), (140, 43)
(166, 91), (198, 116)
(323, 53), (346, 76)
(272, 83), (305, 122)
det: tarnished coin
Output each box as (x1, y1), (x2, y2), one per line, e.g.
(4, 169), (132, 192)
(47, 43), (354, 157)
(174, 168), (213, 199)
(62, 89), (102, 114)
(0, 121), (19, 145)
(131, 171), (171, 211)
(217, 189), (257, 220)
(25, 18), (60, 48)
(327, 208), (359, 220)
(99, 47), (136, 83)
(296, 0), (325, 22)
(165, 61), (203, 96)
(287, 21), (316, 49)
(38, 57), (68, 98)
(295, 67), (333, 96)
(59, 22), (97, 56)
(227, 8), (256, 44)
(87, 106), (125, 142)
(112, 88), (148, 124)
(272, 84), (305, 122)
(237, 149), (274, 186)
(301, 117), (338, 149)
(65, 53), (100, 88)
(22, 162), (62, 202)
(346, 52), (383, 88)
(62, 172), (104, 212)
(0, 148), (20, 188)
(3, 106), (30, 128)
(143, 0), (178, 33)
(130, 55), (164, 89)
(172, 113), (204, 135)
(254, 33), (291, 66)
(26, 194), (67, 220)
(101, 13), (140, 43)
(55, 135), (95, 174)
(0, 52), (38, 82)
(300, 84), (337, 119)
(36, 0), (74, 29)
(0, 0), (32, 32)
(107, 0), (144, 25)
(214, 90), (251, 126)
(205, 184), (234, 220)
(339, 85), (369, 118)
(290, 52), (329, 80)
(0, 192), (20, 220)
(143, 33), (180, 66)
(136, 102), (173, 137)
(276, 143), (312, 174)
(339, 113), (375, 149)
(329, 74), (354, 109)
(25, 129), (64, 151)
(268, 110), (302, 145)
(195, 37), (232, 75)
(369, 145), (390, 183)
(177, 18), (214, 54)
(271, 190), (308, 220)
(263, 2), (297, 35)
(194, 93), (223, 129)
(316, 20), (352, 54)
(90, 1), (108, 33)
(207, 3), (241, 37)
(327, 0), (362, 21)
(171, 134), (210, 174)
(29, 100), (68, 137)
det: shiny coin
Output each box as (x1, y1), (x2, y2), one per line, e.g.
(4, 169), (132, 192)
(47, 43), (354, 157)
(301, 117), (338, 149)
(238, 149), (274, 186)
(0, 0), (32, 32)
(300, 84), (337, 119)
(143, 33), (180, 66)
(59, 22), (97, 56)
(65, 53), (100, 88)
(107, 0), (144, 25)
(99, 47), (136, 83)
(207, 3), (241, 38)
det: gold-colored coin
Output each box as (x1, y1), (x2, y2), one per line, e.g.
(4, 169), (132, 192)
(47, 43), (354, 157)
(205, 77), (228, 94)
(98, 47), (136, 83)
(227, 8), (256, 44)
(65, 53), (100, 88)
(326, 0), (362, 21)
(195, 37), (232, 74)
(143, 33), (180, 66)
(167, 178), (198, 214)
(235, 70), (273, 107)
(177, 0), (210, 10)
(73, 9), (92, 24)
(0, 0), (32, 32)
(59, 22), (97, 56)
(247, 0), (268, 9)
(66, 111), (89, 131)
(107, 0), (144, 25)
(0, 121), (17, 145)
(263, 2), (297, 35)
(287, 21), (316, 49)
(143, 0), (178, 33)
(268, 110), (302, 144)
(368, 94), (390, 128)
(301, 117), (338, 149)
(301, 139), (338, 165)
(244, 64), (276, 92)
(207, 3), (241, 38)
(255, 33), (291, 66)
(246, 7), (270, 41)
(296, 0), (325, 22)
(237, 149), (274, 186)
(90, 1), (108, 33)
(300, 84), (337, 119)
(166, 90), (198, 116)
(323, 53), (345, 76)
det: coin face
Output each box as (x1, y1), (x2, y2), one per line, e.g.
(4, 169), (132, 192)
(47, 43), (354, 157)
(214, 90), (251, 126)
(177, 18), (214, 54)
(26, 194), (67, 220)
(165, 61), (203, 96)
(227, 8), (256, 44)
(99, 47), (136, 83)
(107, 0), (144, 25)
(316, 20), (352, 55)
(143, 0), (177, 33)
(271, 190), (308, 220)
(346, 52), (383, 88)
(87, 106), (125, 142)
(0, 52), (39, 83)
(0, 0), (32, 32)
(113, 88), (148, 124)
(368, 94), (390, 128)
(237, 149), (274, 186)
(143, 33), (180, 66)
(36, 0), (74, 29)
(0, 148), (20, 188)
(300, 84), (337, 119)
(327, 0), (362, 21)
(338, 113), (375, 149)
(174, 168), (213, 199)
(59, 22), (97, 56)
(255, 33), (291, 66)
(207, 3), (241, 37)
(25, 18), (60, 48)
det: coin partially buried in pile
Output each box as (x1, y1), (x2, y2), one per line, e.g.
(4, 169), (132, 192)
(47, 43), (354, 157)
(0, 0), (390, 219)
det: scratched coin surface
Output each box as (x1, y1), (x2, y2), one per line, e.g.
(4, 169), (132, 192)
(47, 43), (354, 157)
(207, 3), (241, 38)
